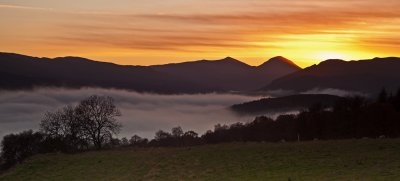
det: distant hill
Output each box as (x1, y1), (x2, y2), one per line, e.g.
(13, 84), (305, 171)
(262, 57), (400, 94)
(256, 56), (300, 75)
(0, 53), (301, 93)
(151, 56), (300, 91)
(231, 94), (344, 115)
(0, 53), (203, 93)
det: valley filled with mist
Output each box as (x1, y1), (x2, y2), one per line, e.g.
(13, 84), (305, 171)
(0, 88), (262, 139)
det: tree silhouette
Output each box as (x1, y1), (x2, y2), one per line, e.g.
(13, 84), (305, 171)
(121, 137), (129, 146)
(379, 88), (388, 103)
(155, 130), (171, 141)
(75, 95), (122, 150)
(172, 126), (184, 138)
(129, 135), (142, 145)
(184, 131), (198, 138)
(40, 105), (86, 151)
(39, 95), (122, 150)
(0, 130), (44, 170)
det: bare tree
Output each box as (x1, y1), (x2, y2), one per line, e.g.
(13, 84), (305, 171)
(40, 105), (87, 150)
(172, 126), (183, 138)
(40, 95), (122, 150)
(154, 130), (171, 141)
(121, 137), (129, 146)
(75, 95), (122, 150)
(40, 106), (72, 138)
(129, 135), (142, 145)
(184, 130), (198, 138)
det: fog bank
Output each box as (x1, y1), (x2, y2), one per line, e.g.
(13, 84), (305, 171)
(0, 88), (262, 139)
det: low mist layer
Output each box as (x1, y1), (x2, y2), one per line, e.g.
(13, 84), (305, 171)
(0, 88), (262, 139)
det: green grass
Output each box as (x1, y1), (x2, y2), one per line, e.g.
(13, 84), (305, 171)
(1, 139), (400, 181)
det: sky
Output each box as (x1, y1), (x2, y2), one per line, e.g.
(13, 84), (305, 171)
(1, 0), (399, 67)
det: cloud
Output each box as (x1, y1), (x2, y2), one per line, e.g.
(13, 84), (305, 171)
(0, 87), (370, 141)
(301, 88), (367, 97)
(0, 4), (52, 11)
(260, 88), (367, 98)
(0, 88), (263, 140)
(2, 0), (400, 67)
(31, 0), (399, 66)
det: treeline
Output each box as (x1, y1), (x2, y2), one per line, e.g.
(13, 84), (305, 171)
(143, 89), (400, 145)
(2, 89), (400, 170)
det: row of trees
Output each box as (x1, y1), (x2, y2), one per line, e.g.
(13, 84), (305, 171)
(201, 89), (400, 143)
(148, 89), (400, 144)
(150, 127), (202, 146)
(96, 127), (201, 148)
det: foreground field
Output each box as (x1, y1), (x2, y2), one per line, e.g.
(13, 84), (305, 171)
(1, 139), (400, 181)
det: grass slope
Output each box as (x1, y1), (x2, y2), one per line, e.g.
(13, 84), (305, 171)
(1, 139), (400, 180)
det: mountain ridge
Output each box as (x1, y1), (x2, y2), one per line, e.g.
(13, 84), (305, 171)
(231, 94), (344, 115)
(0, 52), (301, 93)
(263, 57), (400, 94)
(258, 56), (300, 68)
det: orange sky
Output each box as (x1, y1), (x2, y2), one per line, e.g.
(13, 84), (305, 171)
(1, 0), (400, 67)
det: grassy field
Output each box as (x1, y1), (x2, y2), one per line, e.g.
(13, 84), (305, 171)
(1, 139), (400, 181)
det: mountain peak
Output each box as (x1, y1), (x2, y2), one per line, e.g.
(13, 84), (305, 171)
(269, 56), (288, 62)
(220, 56), (241, 62)
(54, 56), (93, 62)
(318, 59), (345, 66)
(259, 56), (300, 69)
(263, 56), (400, 94)
(214, 56), (250, 67)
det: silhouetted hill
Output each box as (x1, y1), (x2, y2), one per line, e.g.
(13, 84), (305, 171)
(152, 56), (301, 91)
(0, 53), (301, 93)
(0, 53), (204, 93)
(231, 94), (344, 115)
(257, 56), (300, 75)
(263, 57), (400, 94)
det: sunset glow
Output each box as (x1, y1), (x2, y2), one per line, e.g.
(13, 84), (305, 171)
(1, 0), (400, 67)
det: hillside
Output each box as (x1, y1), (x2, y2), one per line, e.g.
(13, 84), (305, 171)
(231, 94), (344, 115)
(0, 53), (201, 93)
(152, 56), (301, 91)
(1, 139), (400, 180)
(263, 57), (400, 94)
(0, 53), (301, 93)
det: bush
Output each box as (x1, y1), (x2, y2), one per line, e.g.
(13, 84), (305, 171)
(0, 130), (44, 170)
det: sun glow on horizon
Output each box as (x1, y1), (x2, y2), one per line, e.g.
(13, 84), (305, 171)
(0, 0), (399, 68)
(314, 51), (349, 61)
